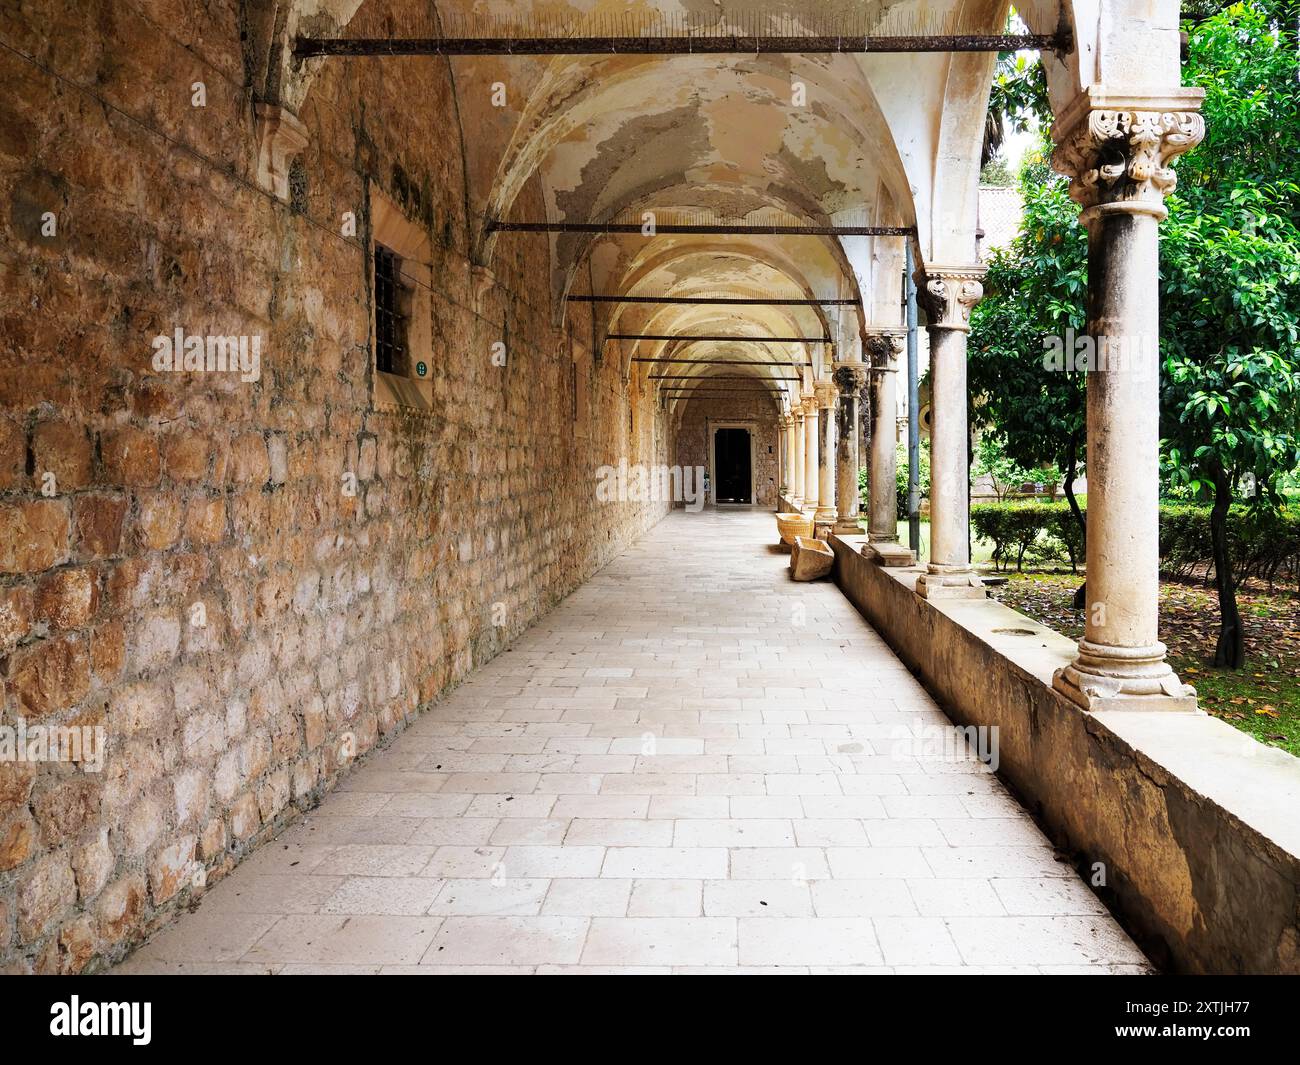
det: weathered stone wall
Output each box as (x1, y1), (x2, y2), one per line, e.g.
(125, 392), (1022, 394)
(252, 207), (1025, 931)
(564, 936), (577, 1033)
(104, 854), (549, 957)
(673, 396), (779, 508)
(0, 1), (668, 971)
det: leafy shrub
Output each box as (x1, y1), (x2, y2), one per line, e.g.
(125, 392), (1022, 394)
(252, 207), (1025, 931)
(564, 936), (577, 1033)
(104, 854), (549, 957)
(857, 439), (930, 521)
(1160, 503), (1300, 589)
(971, 500), (1300, 586)
(970, 501), (1082, 572)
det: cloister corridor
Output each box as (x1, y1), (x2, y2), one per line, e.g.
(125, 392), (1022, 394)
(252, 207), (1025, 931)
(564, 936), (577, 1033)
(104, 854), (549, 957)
(114, 510), (1149, 974)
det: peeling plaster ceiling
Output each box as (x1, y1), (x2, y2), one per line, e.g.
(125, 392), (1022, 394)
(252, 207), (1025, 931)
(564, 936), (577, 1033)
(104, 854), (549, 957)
(289, 0), (1166, 410)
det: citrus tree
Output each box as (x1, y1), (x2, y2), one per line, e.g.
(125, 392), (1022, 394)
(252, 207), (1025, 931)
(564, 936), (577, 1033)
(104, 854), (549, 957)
(972, 1), (1300, 666)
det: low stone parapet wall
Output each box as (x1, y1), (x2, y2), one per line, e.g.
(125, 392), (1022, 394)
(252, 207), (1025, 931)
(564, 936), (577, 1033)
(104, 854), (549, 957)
(830, 534), (1300, 974)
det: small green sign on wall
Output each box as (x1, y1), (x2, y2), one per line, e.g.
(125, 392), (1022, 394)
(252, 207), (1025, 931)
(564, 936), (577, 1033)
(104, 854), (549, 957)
(416, 361), (427, 378)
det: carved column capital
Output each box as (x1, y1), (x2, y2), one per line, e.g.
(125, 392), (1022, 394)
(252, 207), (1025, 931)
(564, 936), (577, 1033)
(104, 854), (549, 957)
(917, 267), (986, 333)
(813, 380), (838, 409)
(832, 363), (870, 395)
(1051, 88), (1205, 218)
(800, 393), (818, 417)
(863, 330), (906, 371)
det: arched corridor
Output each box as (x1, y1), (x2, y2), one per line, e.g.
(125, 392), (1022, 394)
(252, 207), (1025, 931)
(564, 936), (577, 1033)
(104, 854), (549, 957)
(115, 510), (1147, 973)
(3, 0), (1297, 978)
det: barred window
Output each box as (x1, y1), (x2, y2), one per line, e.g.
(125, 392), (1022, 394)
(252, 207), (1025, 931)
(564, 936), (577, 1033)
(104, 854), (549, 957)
(374, 243), (407, 376)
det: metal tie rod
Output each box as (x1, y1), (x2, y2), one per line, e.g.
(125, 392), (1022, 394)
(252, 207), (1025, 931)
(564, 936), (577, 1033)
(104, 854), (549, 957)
(610, 334), (827, 343)
(631, 357), (806, 366)
(490, 220), (911, 236)
(649, 375), (802, 381)
(294, 33), (1070, 59)
(571, 295), (858, 306)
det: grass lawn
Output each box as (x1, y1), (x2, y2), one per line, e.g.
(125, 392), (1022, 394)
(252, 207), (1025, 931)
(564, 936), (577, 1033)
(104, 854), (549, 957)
(991, 571), (1300, 757)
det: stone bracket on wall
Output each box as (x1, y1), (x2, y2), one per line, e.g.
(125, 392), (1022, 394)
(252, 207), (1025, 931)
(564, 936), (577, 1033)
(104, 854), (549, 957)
(254, 102), (309, 202)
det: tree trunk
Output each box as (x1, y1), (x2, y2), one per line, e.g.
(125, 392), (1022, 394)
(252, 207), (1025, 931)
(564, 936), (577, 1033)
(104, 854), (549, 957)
(1061, 429), (1087, 607)
(1210, 461), (1245, 669)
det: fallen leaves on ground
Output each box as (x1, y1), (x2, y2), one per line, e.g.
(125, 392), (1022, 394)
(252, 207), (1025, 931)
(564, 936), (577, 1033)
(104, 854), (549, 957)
(991, 570), (1300, 757)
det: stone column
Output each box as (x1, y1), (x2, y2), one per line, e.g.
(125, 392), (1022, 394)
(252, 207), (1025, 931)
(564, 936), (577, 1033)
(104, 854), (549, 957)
(832, 364), (868, 535)
(1050, 89), (1203, 711)
(801, 394), (819, 513)
(775, 416), (787, 500)
(790, 408), (805, 507)
(915, 266), (986, 599)
(814, 382), (838, 524)
(862, 331), (913, 565)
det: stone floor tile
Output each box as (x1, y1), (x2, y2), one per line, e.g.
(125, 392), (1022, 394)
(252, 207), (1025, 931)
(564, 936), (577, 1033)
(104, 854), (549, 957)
(703, 879), (813, 917)
(627, 879), (704, 916)
(113, 510), (1146, 976)
(602, 847), (728, 879)
(542, 878), (632, 917)
(428, 878), (551, 916)
(565, 819), (674, 847)
(198, 874), (345, 915)
(582, 918), (738, 967)
(738, 918), (882, 967)
(673, 819), (795, 848)
(318, 876), (446, 916)
(244, 915), (442, 966)
(990, 877), (1110, 916)
(424, 917), (588, 966)
(810, 879), (917, 918)
(906, 878), (1006, 917)
(501, 846), (607, 878)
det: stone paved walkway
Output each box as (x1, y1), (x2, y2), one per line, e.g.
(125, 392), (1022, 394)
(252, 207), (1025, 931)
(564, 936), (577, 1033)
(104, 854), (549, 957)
(116, 509), (1151, 974)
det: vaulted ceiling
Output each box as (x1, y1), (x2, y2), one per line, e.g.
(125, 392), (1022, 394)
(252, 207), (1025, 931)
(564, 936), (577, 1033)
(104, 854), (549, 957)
(259, 0), (1184, 413)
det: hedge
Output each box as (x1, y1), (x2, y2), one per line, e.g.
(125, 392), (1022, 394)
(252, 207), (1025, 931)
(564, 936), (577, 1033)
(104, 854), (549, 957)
(970, 501), (1084, 572)
(970, 500), (1300, 587)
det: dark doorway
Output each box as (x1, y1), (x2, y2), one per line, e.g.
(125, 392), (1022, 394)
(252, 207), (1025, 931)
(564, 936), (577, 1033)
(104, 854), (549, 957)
(714, 427), (752, 504)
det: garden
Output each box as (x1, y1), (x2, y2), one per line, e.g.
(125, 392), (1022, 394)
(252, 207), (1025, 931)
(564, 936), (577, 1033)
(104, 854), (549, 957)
(874, 1), (1300, 753)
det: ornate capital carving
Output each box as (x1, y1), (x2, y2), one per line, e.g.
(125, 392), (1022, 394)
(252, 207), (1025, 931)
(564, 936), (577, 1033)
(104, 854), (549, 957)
(800, 394), (818, 417)
(813, 381), (838, 409)
(918, 267), (985, 333)
(1051, 88), (1205, 216)
(863, 330), (905, 371)
(832, 363), (870, 395)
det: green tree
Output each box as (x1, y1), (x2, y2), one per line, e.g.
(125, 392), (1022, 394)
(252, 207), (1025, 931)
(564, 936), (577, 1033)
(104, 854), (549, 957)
(973, 2), (1300, 666)
(1159, 1), (1300, 666)
(968, 132), (1089, 597)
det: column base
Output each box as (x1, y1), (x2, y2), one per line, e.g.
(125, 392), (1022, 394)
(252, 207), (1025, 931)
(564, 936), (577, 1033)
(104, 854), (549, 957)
(832, 517), (865, 536)
(865, 541), (915, 567)
(1052, 639), (1198, 712)
(916, 566), (986, 600)
(814, 505), (837, 524)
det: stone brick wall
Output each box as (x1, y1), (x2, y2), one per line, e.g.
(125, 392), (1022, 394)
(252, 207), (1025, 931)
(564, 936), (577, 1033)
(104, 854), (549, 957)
(674, 396), (780, 508)
(0, 2), (667, 971)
